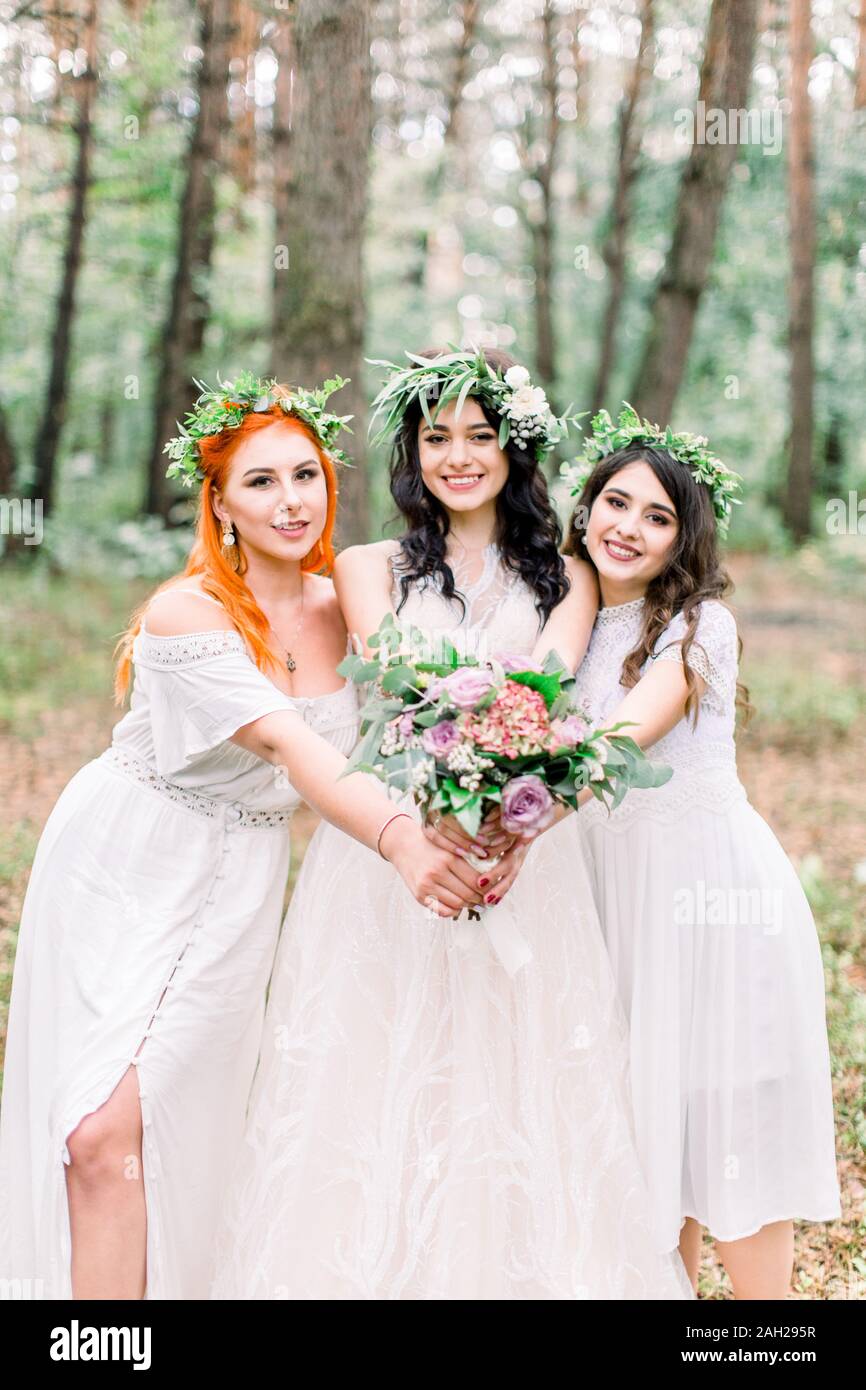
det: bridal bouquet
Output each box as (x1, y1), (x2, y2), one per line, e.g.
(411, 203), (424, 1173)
(337, 615), (672, 840)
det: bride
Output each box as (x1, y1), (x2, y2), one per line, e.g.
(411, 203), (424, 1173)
(210, 349), (694, 1300)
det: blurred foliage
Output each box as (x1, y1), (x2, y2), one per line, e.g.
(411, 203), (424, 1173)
(0, 0), (863, 555)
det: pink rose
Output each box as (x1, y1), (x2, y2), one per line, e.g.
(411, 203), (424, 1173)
(500, 775), (556, 835)
(549, 714), (588, 747)
(421, 719), (462, 757)
(440, 666), (496, 710)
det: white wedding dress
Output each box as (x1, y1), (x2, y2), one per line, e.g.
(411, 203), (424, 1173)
(210, 548), (693, 1300)
(570, 596), (841, 1250)
(0, 590), (359, 1298)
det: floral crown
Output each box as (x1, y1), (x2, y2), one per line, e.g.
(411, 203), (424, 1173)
(560, 403), (743, 536)
(367, 346), (585, 463)
(163, 371), (354, 487)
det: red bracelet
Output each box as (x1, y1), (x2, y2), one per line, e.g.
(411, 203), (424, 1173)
(376, 811), (412, 860)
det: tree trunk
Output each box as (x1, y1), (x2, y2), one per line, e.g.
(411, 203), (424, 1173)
(856, 0), (866, 109)
(571, 2), (591, 212)
(270, 7), (294, 351)
(144, 0), (235, 517)
(629, 0), (759, 423)
(31, 0), (99, 516)
(531, 0), (561, 390)
(0, 397), (18, 496)
(229, 0), (260, 196)
(823, 413), (843, 497)
(591, 0), (654, 414)
(271, 0), (371, 547)
(423, 0), (479, 339)
(783, 0), (815, 542)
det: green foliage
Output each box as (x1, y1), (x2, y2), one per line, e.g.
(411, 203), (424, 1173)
(368, 345), (584, 462)
(562, 403), (743, 536)
(164, 372), (354, 485)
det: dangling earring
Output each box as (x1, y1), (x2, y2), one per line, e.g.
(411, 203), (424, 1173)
(221, 519), (240, 572)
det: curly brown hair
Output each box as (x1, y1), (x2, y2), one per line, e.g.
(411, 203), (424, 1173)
(564, 444), (752, 726)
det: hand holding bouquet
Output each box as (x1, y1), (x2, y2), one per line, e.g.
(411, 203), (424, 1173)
(338, 615), (672, 842)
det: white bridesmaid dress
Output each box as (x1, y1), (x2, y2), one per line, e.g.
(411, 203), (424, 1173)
(210, 548), (693, 1300)
(571, 596), (842, 1251)
(0, 590), (359, 1298)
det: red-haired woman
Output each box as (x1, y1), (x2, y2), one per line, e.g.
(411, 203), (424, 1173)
(0, 379), (520, 1301)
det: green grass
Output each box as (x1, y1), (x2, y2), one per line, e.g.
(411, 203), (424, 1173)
(0, 567), (148, 736)
(742, 665), (866, 746)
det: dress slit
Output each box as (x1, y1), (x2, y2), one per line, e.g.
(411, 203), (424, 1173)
(55, 863), (221, 1298)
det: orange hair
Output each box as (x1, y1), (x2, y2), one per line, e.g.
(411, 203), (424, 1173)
(114, 402), (339, 703)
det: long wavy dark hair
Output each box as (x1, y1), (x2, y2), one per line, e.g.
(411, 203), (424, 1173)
(389, 346), (568, 623)
(564, 444), (752, 725)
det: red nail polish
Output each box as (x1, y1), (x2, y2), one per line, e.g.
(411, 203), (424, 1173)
(478, 876), (490, 888)
(484, 892), (496, 904)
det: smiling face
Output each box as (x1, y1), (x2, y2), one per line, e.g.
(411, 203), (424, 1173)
(211, 420), (329, 564)
(584, 460), (680, 604)
(417, 397), (510, 520)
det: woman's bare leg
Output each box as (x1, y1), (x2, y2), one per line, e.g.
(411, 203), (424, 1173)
(678, 1216), (703, 1292)
(64, 1065), (147, 1299)
(714, 1220), (794, 1300)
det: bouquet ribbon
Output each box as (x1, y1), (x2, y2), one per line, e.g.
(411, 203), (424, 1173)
(452, 852), (534, 977)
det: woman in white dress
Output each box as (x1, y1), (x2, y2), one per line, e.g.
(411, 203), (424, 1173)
(0, 377), (496, 1300)
(210, 350), (693, 1300)
(559, 417), (841, 1297)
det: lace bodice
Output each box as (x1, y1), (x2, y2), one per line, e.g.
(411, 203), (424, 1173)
(572, 597), (746, 828)
(389, 542), (544, 660)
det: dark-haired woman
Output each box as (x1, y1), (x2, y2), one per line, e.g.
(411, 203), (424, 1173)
(210, 351), (693, 1300)
(560, 428), (841, 1297)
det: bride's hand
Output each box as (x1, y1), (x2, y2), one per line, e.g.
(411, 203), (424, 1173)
(379, 817), (487, 918)
(424, 805), (516, 859)
(476, 835), (533, 904)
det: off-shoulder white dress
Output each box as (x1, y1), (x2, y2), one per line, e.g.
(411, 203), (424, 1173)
(210, 548), (693, 1300)
(571, 597), (841, 1250)
(0, 591), (358, 1298)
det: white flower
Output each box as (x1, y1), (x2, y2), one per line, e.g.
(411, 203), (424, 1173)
(506, 384), (549, 420)
(503, 364), (531, 390)
(411, 758), (435, 789)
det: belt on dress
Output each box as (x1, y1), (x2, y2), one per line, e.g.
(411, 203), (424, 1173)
(100, 746), (294, 830)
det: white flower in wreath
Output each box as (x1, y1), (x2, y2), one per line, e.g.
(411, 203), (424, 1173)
(503, 364), (532, 390)
(506, 384), (550, 421)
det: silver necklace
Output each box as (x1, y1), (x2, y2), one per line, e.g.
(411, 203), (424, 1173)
(269, 587), (305, 673)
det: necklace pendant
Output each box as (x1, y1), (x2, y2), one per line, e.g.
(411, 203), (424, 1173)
(286, 653), (297, 673)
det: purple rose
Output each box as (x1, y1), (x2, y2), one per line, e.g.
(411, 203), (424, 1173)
(549, 714), (588, 747)
(421, 719), (462, 757)
(440, 666), (496, 710)
(495, 652), (543, 675)
(500, 775), (556, 836)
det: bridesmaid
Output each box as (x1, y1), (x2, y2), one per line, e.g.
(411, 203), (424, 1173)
(0, 375), (492, 1300)
(560, 410), (842, 1297)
